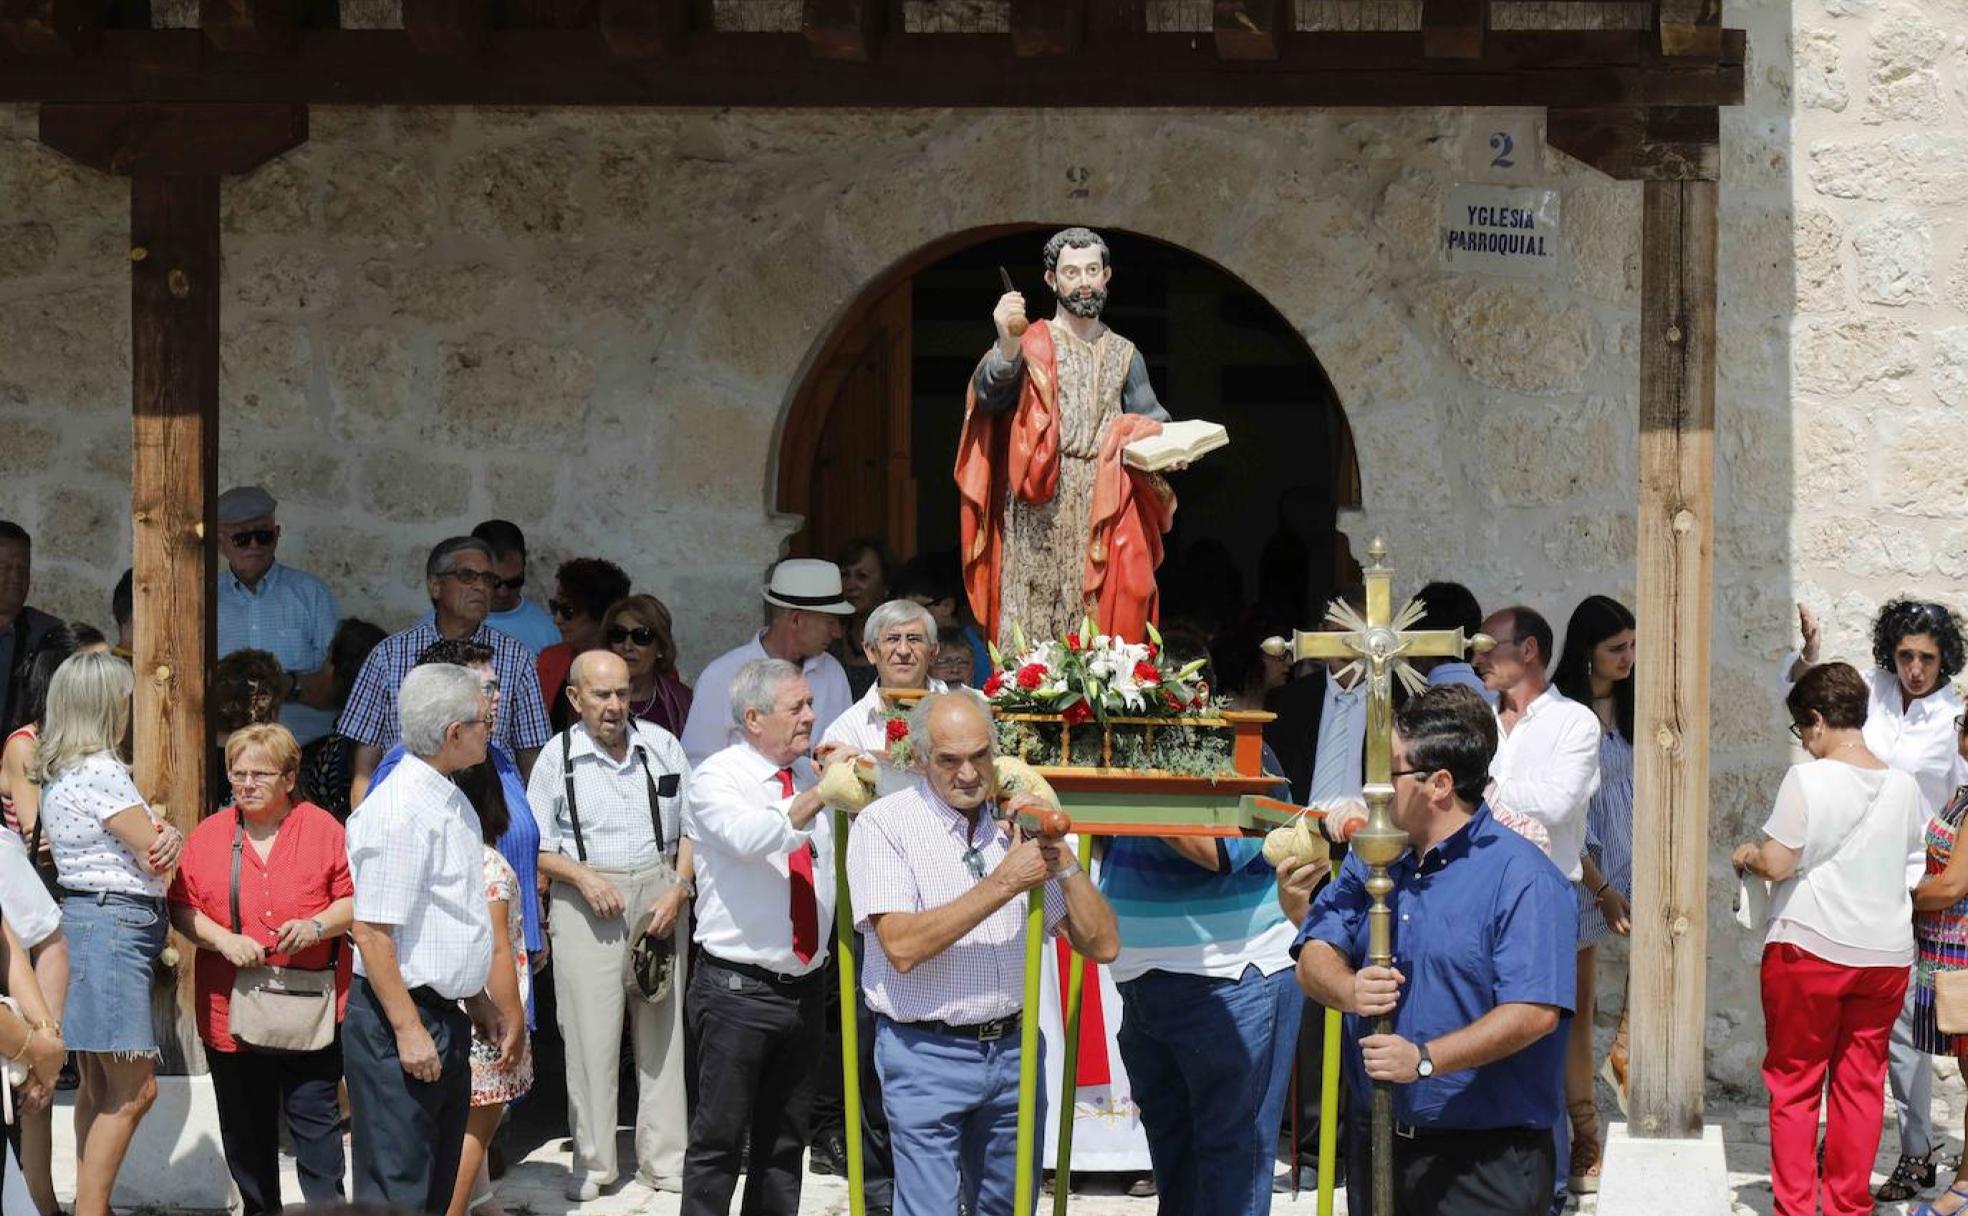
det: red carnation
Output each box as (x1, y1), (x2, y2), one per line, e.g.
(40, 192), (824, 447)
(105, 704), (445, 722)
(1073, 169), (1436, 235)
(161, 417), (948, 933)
(1133, 660), (1161, 684)
(1063, 700), (1094, 725)
(1066, 632), (1081, 649)
(1145, 643), (1159, 659)
(885, 717), (909, 744)
(1016, 663), (1047, 690)
(983, 672), (1005, 696)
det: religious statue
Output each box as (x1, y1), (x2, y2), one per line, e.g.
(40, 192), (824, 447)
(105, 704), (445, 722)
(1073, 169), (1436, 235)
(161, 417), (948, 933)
(954, 227), (1177, 645)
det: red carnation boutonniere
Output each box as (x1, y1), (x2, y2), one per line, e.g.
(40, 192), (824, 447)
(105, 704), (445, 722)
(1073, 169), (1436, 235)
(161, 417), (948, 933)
(885, 717), (910, 744)
(1016, 663), (1047, 691)
(1062, 700), (1094, 726)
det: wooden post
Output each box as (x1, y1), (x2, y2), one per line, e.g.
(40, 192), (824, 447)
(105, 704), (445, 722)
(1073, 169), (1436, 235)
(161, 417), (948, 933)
(1628, 177), (1716, 1138)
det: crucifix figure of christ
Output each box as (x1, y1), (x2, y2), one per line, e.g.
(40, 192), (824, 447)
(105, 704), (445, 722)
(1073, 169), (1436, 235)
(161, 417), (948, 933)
(1262, 537), (1492, 1216)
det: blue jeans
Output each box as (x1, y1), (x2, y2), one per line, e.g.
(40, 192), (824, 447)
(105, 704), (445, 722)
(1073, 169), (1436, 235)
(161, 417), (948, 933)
(875, 1017), (1043, 1216)
(1115, 965), (1303, 1216)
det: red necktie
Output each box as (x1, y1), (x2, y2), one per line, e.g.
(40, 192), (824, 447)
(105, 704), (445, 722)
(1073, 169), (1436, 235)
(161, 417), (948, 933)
(777, 766), (819, 964)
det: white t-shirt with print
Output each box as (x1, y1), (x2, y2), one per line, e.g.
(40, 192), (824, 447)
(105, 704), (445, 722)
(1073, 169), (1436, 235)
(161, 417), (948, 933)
(43, 752), (165, 898)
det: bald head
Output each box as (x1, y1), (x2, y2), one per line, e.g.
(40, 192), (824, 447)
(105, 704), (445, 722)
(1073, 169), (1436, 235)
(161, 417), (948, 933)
(568, 647), (634, 753)
(909, 692), (996, 813)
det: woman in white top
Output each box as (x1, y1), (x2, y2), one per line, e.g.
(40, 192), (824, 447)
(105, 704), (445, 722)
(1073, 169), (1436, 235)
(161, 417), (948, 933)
(1734, 661), (1928, 1216)
(33, 652), (184, 1216)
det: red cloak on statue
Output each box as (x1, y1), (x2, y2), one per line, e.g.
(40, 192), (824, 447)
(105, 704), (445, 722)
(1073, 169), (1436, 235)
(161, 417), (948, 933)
(954, 320), (1176, 645)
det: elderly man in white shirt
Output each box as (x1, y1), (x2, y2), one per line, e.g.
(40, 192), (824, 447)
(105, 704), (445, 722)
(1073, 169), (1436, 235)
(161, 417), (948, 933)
(682, 658), (838, 1216)
(528, 650), (694, 1202)
(345, 664), (517, 1215)
(679, 559), (856, 766)
(849, 692), (1119, 1216)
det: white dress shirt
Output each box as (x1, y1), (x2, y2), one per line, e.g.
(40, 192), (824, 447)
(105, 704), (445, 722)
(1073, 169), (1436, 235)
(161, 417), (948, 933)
(1779, 652), (1967, 813)
(347, 752), (494, 1000)
(527, 720), (690, 869)
(684, 743), (837, 977)
(1489, 685), (1602, 882)
(1307, 677), (1367, 806)
(679, 634), (855, 766)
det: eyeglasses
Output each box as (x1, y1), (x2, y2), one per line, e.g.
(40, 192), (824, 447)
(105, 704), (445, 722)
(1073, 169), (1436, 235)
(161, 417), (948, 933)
(962, 845), (987, 880)
(227, 529), (277, 548)
(607, 625), (658, 647)
(549, 598), (579, 620)
(494, 575), (525, 592)
(441, 569), (498, 588)
(227, 768), (286, 787)
(1788, 721), (1809, 741)
(1389, 768), (1433, 782)
(479, 677), (501, 695)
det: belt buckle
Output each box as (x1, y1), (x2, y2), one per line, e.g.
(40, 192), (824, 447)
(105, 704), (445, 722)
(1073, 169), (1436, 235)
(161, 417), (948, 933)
(977, 1019), (1007, 1042)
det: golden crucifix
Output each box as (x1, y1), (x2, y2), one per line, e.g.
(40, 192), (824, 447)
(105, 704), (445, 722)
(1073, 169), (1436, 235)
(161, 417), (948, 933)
(1262, 536), (1491, 1216)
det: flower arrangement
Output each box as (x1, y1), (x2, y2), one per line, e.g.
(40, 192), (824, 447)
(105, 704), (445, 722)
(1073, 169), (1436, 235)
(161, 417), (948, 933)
(980, 619), (1212, 723)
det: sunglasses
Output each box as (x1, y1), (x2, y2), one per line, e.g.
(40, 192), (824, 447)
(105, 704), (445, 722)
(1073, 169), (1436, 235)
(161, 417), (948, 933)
(227, 528), (277, 548)
(1788, 721), (1809, 741)
(493, 575), (524, 592)
(962, 845), (987, 880)
(441, 569), (498, 588)
(607, 625), (659, 647)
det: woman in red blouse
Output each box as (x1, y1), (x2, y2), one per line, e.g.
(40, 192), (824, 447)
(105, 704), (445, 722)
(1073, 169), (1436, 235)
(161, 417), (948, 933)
(167, 723), (355, 1216)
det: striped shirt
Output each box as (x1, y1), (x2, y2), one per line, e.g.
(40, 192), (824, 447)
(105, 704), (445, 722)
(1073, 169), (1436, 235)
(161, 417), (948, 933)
(346, 753), (493, 1000)
(526, 721), (690, 870)
(1100, 837), (1297, 984)
(336, 620), (551, 757)
(848, 781), (1066, 1024)
(1579, 730), (1634, 942)
(218, 561), (341, 744)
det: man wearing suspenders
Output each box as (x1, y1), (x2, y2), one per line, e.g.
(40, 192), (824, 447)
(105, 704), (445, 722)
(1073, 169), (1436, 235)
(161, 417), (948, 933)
(526, 650), (694, 1202)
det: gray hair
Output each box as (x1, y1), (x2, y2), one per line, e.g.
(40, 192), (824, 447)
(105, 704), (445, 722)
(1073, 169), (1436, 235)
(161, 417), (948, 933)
(426, 536), (495, 580)
(729, 658), (803, 727)
(1042, 226), (1110, 273)
(862, 599), (939, 651)
(399, 664), (484, 758)
(907, 690), (994, 761)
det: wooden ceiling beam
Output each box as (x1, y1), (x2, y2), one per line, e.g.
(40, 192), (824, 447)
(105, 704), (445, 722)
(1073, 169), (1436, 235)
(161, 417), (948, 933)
(1213, 0), (1287, 61)
(1010, 0), (1082, 57)
(1422, 0), (1484, 59)
(598, 0), (689, 57)
(1546, 104), (1718, 180)
(200, 0), (300, 54)
(0, 0), (99, 56)
(403, 0), (490, 55)
(39, 101), (309, 175)
(1658, 0), (1721, 57)
(802, 0), (882, 62)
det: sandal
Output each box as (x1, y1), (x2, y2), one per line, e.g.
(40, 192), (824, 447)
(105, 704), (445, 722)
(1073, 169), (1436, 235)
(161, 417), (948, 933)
(1567, 1097), (1603, 1193)
(1912, 1178), (1968, 1215)
(1879, 1151), (1939, 1203)
(1599, 1033), (1630, 1116)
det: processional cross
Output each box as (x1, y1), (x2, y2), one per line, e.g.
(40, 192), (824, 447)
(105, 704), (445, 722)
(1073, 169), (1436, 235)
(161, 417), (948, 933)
(1262, 537), (1491, 1216)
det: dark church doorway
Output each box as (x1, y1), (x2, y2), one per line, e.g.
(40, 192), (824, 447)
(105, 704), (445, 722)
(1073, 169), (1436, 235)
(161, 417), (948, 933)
(777, 226), (1362, 638)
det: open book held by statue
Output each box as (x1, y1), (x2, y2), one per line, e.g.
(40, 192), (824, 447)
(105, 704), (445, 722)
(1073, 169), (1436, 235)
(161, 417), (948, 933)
(955, 226), (1226, 646)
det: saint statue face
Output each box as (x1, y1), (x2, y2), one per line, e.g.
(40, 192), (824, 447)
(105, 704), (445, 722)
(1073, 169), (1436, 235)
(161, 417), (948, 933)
(1046, 242), (1111, 320)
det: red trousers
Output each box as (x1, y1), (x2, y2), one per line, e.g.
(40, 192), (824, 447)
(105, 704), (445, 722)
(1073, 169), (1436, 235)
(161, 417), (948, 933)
(1760, 943), (1908, 1216)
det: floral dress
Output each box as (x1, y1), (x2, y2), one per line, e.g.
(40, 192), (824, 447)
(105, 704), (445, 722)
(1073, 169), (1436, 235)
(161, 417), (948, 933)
(470, 846), (534, 1107)
(1913, 785), (1968, 1056)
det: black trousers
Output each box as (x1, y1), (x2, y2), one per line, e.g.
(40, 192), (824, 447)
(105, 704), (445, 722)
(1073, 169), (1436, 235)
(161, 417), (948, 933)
(810, 931), (896, 1206)
(207, 1040), (347, 1215)
(344, 975), (473, 1215)
(1344, 1121), (1554, 1216)
(683, 958), (821, 1216)
(1292, 997), (1351, 1172)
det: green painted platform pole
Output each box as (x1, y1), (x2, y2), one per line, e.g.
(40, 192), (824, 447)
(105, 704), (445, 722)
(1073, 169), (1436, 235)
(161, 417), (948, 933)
(833, 808), (866, 1216)
(1051, 833), (1096, 1216)
(1014, 885), (1047, 1216)
(1317, 1005), (1341, 1216)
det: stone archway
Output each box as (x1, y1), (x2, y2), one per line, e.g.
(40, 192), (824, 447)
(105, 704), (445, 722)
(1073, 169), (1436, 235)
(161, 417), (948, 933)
(774, 223), (1365, 629)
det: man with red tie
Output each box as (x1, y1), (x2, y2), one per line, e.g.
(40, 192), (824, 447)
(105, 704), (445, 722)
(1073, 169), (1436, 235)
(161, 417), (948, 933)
(681, 658), (838, 1216)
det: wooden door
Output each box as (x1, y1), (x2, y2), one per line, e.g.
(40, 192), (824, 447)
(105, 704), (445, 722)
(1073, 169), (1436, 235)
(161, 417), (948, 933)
(782, 280), (916, 559)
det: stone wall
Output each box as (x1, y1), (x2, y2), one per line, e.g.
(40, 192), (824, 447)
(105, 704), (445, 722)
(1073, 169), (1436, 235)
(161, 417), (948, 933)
(0, 0), (1935, 1091)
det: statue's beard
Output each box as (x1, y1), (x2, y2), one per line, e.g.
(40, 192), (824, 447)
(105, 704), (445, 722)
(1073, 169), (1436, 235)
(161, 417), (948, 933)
(1058, 286), (1108, 319)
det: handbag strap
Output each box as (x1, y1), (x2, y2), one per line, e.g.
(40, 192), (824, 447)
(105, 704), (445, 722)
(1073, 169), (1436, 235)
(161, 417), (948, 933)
(228, 807), (340, 967)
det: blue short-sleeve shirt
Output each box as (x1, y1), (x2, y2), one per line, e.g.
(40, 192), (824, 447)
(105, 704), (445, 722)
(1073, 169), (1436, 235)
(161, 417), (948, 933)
(1293, 803), (1576, 1131)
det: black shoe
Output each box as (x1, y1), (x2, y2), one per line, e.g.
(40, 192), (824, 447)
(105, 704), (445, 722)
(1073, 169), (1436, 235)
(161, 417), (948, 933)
(810, 1133), (849, 1177)
(1875, 1150), (1937, 1203)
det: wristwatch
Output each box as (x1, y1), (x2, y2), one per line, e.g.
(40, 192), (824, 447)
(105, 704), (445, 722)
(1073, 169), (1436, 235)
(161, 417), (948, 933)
(1416, 1044), (1436, 1079)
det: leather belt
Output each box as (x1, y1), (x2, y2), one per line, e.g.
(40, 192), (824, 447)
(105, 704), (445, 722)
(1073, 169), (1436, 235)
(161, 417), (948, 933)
(910, 1013), (1021, 1043)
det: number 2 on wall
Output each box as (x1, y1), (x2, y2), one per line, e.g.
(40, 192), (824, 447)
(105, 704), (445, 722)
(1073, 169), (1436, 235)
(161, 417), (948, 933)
(1489, 132), (1515, 170)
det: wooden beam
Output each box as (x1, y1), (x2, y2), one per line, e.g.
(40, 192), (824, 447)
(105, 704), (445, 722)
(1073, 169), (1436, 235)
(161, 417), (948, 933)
(0, 0), (98, 55)
(0, 28), (1749, 107)
(200, 0), (300, 54)
(1422, 0), (1484, 59)
(1546, 105), (1718, 180)
(1087, 0), (1146, 35)
(1658, 0), (1721, 57)
(598, 0), (689, 57)
(129, 172), (220, 871)
(403, 0), (490, 55)
(1628, 176), (1716, 1141)
(802, 0), (882, 61)
(40, 102), (308, 176)
(1010, 0), (1082, 57)
(1213, 0), (1287, 60)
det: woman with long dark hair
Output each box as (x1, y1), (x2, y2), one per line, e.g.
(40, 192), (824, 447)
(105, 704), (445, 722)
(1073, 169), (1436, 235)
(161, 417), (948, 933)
(1549, 594), (1636, 1196)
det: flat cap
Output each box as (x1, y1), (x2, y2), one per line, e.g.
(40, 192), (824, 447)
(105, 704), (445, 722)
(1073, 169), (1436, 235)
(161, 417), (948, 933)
(216, 485), (278, 525)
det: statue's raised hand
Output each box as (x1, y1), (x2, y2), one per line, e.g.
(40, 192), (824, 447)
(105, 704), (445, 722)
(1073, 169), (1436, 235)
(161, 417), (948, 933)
(993, 291), (1028, 354)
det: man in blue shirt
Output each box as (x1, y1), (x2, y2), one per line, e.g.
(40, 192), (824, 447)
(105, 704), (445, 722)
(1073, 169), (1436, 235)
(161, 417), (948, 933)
(1294, 684), (1575, 1216)
(420, 520), (561, 657)
(214, 486), (342, 745)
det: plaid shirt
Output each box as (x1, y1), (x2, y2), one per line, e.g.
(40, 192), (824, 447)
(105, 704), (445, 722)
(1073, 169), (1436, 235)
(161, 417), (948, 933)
(335, 620), (550, 755)
(847, 780), (1066, 1024)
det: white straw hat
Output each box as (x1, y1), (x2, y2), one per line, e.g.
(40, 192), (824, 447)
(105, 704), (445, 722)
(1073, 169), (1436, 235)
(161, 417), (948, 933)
(763, 558), (855, 615)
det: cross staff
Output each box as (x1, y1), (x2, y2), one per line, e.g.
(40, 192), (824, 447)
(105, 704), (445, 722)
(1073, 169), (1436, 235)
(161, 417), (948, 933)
(1262, 537), (1490, 1216)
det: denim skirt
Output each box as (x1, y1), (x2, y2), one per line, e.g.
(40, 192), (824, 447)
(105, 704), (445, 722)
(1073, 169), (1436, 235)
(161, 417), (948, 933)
(61, 891), (167, 1057)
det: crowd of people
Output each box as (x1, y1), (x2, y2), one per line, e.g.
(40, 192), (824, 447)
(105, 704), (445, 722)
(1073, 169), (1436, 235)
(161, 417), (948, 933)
(1, 488), (1958, 1216)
